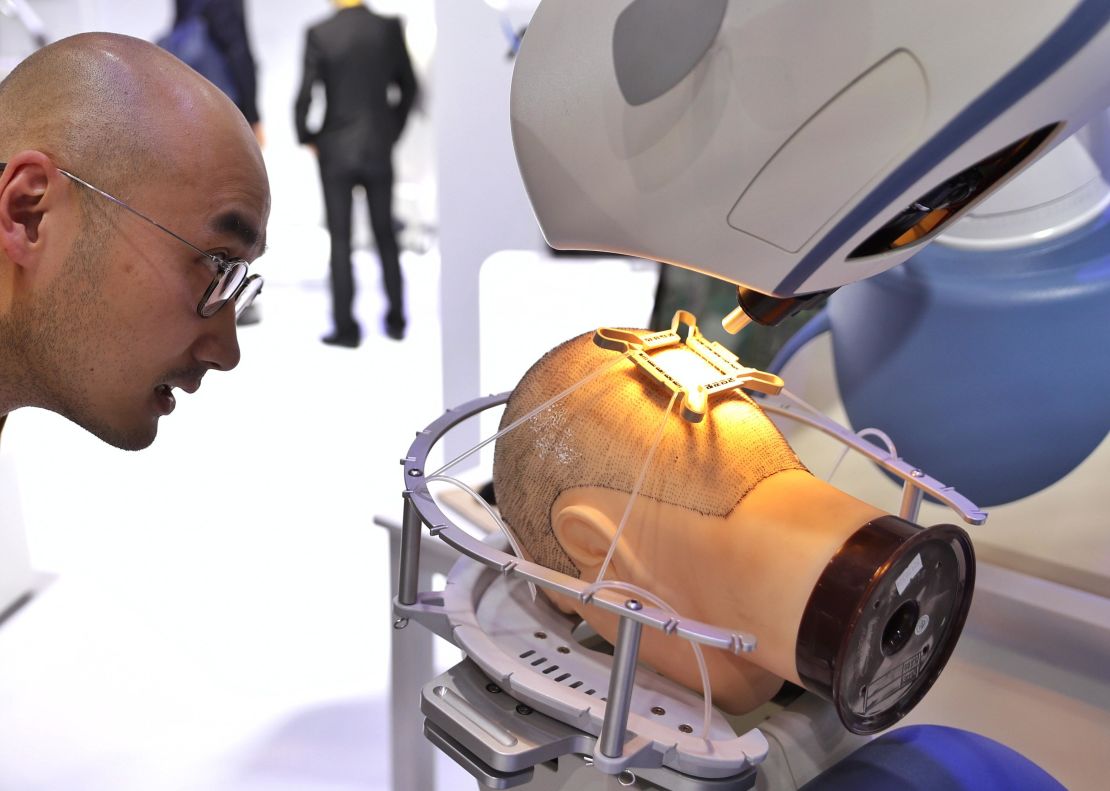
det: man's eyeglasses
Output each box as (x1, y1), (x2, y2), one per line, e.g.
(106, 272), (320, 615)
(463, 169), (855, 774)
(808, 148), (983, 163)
(0, 161), (262, 319)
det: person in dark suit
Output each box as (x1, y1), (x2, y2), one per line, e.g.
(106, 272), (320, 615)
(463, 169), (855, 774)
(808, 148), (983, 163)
(173, 0), (262, 142)
(294, 0), (417, 346)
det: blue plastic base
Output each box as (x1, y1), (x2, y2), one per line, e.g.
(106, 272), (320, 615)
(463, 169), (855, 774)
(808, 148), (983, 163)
(827, 209), (1110, 507)
(799, 725), (1065, 791)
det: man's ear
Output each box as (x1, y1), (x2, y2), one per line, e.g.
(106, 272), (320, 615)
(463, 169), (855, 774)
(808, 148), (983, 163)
(0, 152), (59, 266)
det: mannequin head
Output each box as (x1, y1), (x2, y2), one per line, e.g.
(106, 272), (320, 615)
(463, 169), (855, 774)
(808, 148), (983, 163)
(492, 331), (854, 712)
(493, 330), (973, 729)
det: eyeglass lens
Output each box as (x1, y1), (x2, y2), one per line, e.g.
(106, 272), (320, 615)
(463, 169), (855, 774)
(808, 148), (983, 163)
(234, 276), (263, 319)
(201, 261), (249, 317)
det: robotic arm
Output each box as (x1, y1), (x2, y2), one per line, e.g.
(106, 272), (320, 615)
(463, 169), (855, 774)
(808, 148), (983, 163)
(510, 0), (1110, 326)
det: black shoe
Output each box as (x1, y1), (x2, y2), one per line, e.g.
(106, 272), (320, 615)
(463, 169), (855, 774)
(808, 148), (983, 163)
(385, 322), (405, 341)
(384, 313), (406, 341)
(322, 330), (361, 348)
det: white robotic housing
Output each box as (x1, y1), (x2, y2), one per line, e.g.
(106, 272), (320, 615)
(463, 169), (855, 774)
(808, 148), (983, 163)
(510, 0), (1110, 298)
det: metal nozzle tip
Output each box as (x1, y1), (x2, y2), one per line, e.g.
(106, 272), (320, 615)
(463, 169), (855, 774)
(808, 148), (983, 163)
(722, 305), (752, 335)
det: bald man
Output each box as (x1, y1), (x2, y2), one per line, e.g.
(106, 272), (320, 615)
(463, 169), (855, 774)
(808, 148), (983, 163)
(0, 33), (270, 451)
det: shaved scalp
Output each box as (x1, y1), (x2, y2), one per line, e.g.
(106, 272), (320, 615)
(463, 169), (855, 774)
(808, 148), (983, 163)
(0, 32), (249, 195)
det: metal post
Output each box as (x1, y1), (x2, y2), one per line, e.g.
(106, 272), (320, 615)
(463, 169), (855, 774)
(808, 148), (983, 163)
(398, 495), (423, 606)
(386, 523), (437, 791)
(599, 600), (644, 759)
(899, 478), (924, 523)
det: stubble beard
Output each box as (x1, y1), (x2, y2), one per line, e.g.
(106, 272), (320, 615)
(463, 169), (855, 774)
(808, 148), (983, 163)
(6, 214), (158, 451)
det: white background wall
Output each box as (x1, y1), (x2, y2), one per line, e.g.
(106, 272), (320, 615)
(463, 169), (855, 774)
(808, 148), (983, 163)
(433, 0), (547, 458)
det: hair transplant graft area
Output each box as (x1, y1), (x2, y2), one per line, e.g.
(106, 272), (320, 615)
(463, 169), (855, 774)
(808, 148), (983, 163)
(491, 315), (974, 732)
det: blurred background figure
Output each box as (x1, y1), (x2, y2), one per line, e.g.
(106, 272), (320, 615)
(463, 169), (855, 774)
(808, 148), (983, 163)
(0, 0), (50, 78)
(164, 0), (262, 140)
(294, 0), (417, 347)
(161, 0), (264, 324)
(0, 0), (48, 49)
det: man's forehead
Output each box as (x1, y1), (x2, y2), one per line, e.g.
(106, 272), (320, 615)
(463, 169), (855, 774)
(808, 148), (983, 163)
(170, 146), (269, 257)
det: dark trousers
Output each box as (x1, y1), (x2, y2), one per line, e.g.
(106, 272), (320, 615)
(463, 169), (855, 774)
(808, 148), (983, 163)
(319, 158), (404, 335)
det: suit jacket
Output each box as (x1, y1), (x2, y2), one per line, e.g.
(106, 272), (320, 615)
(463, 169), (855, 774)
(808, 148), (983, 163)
(294, 5), (417, 169)
(174, 0), (260, 124)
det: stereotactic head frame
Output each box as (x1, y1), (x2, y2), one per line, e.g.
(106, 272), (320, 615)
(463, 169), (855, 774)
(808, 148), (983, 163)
(593, 310), (784, 423)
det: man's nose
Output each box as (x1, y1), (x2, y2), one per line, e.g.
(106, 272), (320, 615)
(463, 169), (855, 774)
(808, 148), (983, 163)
(194, 307), (242, 372)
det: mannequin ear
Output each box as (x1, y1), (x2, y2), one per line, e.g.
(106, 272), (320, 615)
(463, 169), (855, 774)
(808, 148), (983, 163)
(552, 503), (619, 575)
(0, 153), (57, 265)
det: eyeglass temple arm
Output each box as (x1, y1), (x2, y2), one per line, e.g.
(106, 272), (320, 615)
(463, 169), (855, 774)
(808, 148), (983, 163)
(54, 167), (218, 261)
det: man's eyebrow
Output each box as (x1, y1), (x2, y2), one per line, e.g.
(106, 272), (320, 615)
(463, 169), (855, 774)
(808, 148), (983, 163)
(211, 210), (267, 256)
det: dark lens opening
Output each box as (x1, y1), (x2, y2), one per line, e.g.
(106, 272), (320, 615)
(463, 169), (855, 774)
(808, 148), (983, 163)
(881, 600), (920, 657)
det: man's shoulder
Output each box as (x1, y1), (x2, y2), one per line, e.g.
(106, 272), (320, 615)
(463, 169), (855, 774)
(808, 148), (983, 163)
(308, 10), (348, 38)
(312, 7), (401, 35)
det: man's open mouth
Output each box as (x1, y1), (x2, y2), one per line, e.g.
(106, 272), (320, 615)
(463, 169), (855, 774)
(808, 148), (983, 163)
(154, 384), (176, 415)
